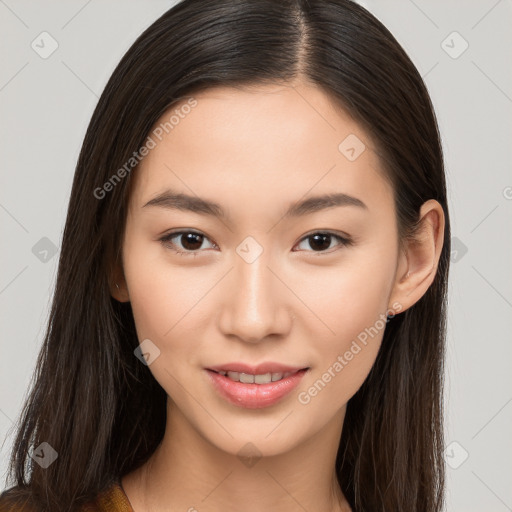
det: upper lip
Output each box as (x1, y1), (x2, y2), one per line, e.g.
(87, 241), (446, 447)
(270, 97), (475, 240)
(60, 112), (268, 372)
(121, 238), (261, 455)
(206, 362), (309, 375)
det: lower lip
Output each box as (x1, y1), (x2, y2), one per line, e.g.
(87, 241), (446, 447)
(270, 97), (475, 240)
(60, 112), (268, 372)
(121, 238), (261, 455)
(205, 368), (309, 409)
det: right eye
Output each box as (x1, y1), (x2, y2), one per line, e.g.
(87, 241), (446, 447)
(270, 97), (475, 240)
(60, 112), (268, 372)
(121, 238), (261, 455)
(159, 230), (217, 256)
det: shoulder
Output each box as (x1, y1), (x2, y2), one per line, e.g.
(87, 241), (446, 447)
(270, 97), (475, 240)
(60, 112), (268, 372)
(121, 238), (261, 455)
(0, 486), (35, 512)
(0, 480), (133, 512)
(80, 479), (134, 512)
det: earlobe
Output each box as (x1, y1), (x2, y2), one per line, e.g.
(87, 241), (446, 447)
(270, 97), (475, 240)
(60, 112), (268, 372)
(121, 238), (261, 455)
(109, 263), (130, 303)
(388, 199), (445, 313)
(110, 279), (130, 302)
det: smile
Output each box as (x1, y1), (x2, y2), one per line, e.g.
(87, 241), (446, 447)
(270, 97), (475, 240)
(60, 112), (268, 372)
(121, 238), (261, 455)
(211, 369), (297, 384)
(205, 368), (310, 409)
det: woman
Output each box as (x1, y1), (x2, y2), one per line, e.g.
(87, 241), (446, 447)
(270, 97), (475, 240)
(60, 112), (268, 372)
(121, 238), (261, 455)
(0, 0), (450, 510)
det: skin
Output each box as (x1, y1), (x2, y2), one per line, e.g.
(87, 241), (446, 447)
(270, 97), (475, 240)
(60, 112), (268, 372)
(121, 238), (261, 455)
(111, 81), (445, 512)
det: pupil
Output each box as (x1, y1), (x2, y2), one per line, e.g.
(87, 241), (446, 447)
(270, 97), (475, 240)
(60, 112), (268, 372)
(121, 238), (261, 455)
(182, 233), (203, 250)
(178, 233), (332, 251)
(309, 234), (331, 251)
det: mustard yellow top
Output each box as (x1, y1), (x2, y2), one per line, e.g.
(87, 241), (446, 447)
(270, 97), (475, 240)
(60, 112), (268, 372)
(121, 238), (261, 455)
(0, 479), (134, 511)
(79, 480), (134, 512)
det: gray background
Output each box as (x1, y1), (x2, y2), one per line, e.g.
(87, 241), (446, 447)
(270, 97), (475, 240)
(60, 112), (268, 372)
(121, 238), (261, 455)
(1, 1), (511, 510)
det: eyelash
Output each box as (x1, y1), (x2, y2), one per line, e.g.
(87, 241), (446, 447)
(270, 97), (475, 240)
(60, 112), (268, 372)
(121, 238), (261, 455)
(158, 229), (353, 257)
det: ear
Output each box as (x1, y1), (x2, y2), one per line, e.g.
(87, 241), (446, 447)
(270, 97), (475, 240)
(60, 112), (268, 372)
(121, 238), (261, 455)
(109, 259), (130, 303)
(388, 199), (445, 314)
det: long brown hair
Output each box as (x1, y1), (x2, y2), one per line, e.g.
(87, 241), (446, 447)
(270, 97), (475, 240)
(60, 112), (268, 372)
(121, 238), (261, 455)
(1, 1), (450, 510)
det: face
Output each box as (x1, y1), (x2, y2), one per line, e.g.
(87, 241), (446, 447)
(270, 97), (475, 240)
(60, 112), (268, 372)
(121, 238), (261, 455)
(118, 82), (404, 457)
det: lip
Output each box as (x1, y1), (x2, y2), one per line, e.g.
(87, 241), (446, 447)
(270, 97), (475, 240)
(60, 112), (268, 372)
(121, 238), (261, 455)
(205, 366), (310, 409)
(206, 362), (308, 375)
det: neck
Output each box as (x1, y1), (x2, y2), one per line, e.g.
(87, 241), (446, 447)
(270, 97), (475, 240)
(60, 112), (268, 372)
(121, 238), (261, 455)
(122, 399), (352, 512)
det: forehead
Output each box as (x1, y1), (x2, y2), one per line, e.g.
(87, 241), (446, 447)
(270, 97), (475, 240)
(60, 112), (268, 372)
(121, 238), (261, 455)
(129, 82), (392, 217)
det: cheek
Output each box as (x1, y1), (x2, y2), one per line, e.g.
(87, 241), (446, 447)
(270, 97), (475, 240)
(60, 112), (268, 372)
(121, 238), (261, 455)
(292, 241), (395, 333)
(122, 235), (202, 349)
(122, 235), (230, 402)
(294, 243), (396, 408)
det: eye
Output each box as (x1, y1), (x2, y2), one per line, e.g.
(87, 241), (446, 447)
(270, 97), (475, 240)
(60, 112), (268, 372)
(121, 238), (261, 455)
(159, 230), (217, 257)
(159, 229), (352, 257)
(293, 231), (352, 254)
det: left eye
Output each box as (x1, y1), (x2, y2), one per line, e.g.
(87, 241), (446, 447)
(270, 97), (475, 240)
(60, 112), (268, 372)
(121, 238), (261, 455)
(159, 230), (352, 257)
(294, 232), (351, 253)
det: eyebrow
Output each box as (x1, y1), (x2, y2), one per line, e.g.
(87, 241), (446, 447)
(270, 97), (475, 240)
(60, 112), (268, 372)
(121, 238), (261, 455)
(142, 189), (367, 221)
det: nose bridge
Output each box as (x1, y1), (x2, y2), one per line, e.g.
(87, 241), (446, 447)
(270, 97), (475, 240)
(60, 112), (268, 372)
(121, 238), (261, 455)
(218, 244), (291, 342)
(237, 253), (273, 311)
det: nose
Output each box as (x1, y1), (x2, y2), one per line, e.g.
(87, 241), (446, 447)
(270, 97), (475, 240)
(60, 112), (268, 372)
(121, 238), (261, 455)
(217, 253), (293, 344)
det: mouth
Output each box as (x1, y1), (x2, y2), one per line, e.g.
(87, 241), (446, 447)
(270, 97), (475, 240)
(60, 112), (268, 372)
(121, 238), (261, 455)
(207, 368), (308, 384)
(205, 366), (310, 409)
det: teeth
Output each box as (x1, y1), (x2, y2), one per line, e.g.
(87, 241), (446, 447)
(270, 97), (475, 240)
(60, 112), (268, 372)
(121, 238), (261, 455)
(255, 373), (272, 384)
(239, 372), (254, 383)
(219, 370), (295, 383)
